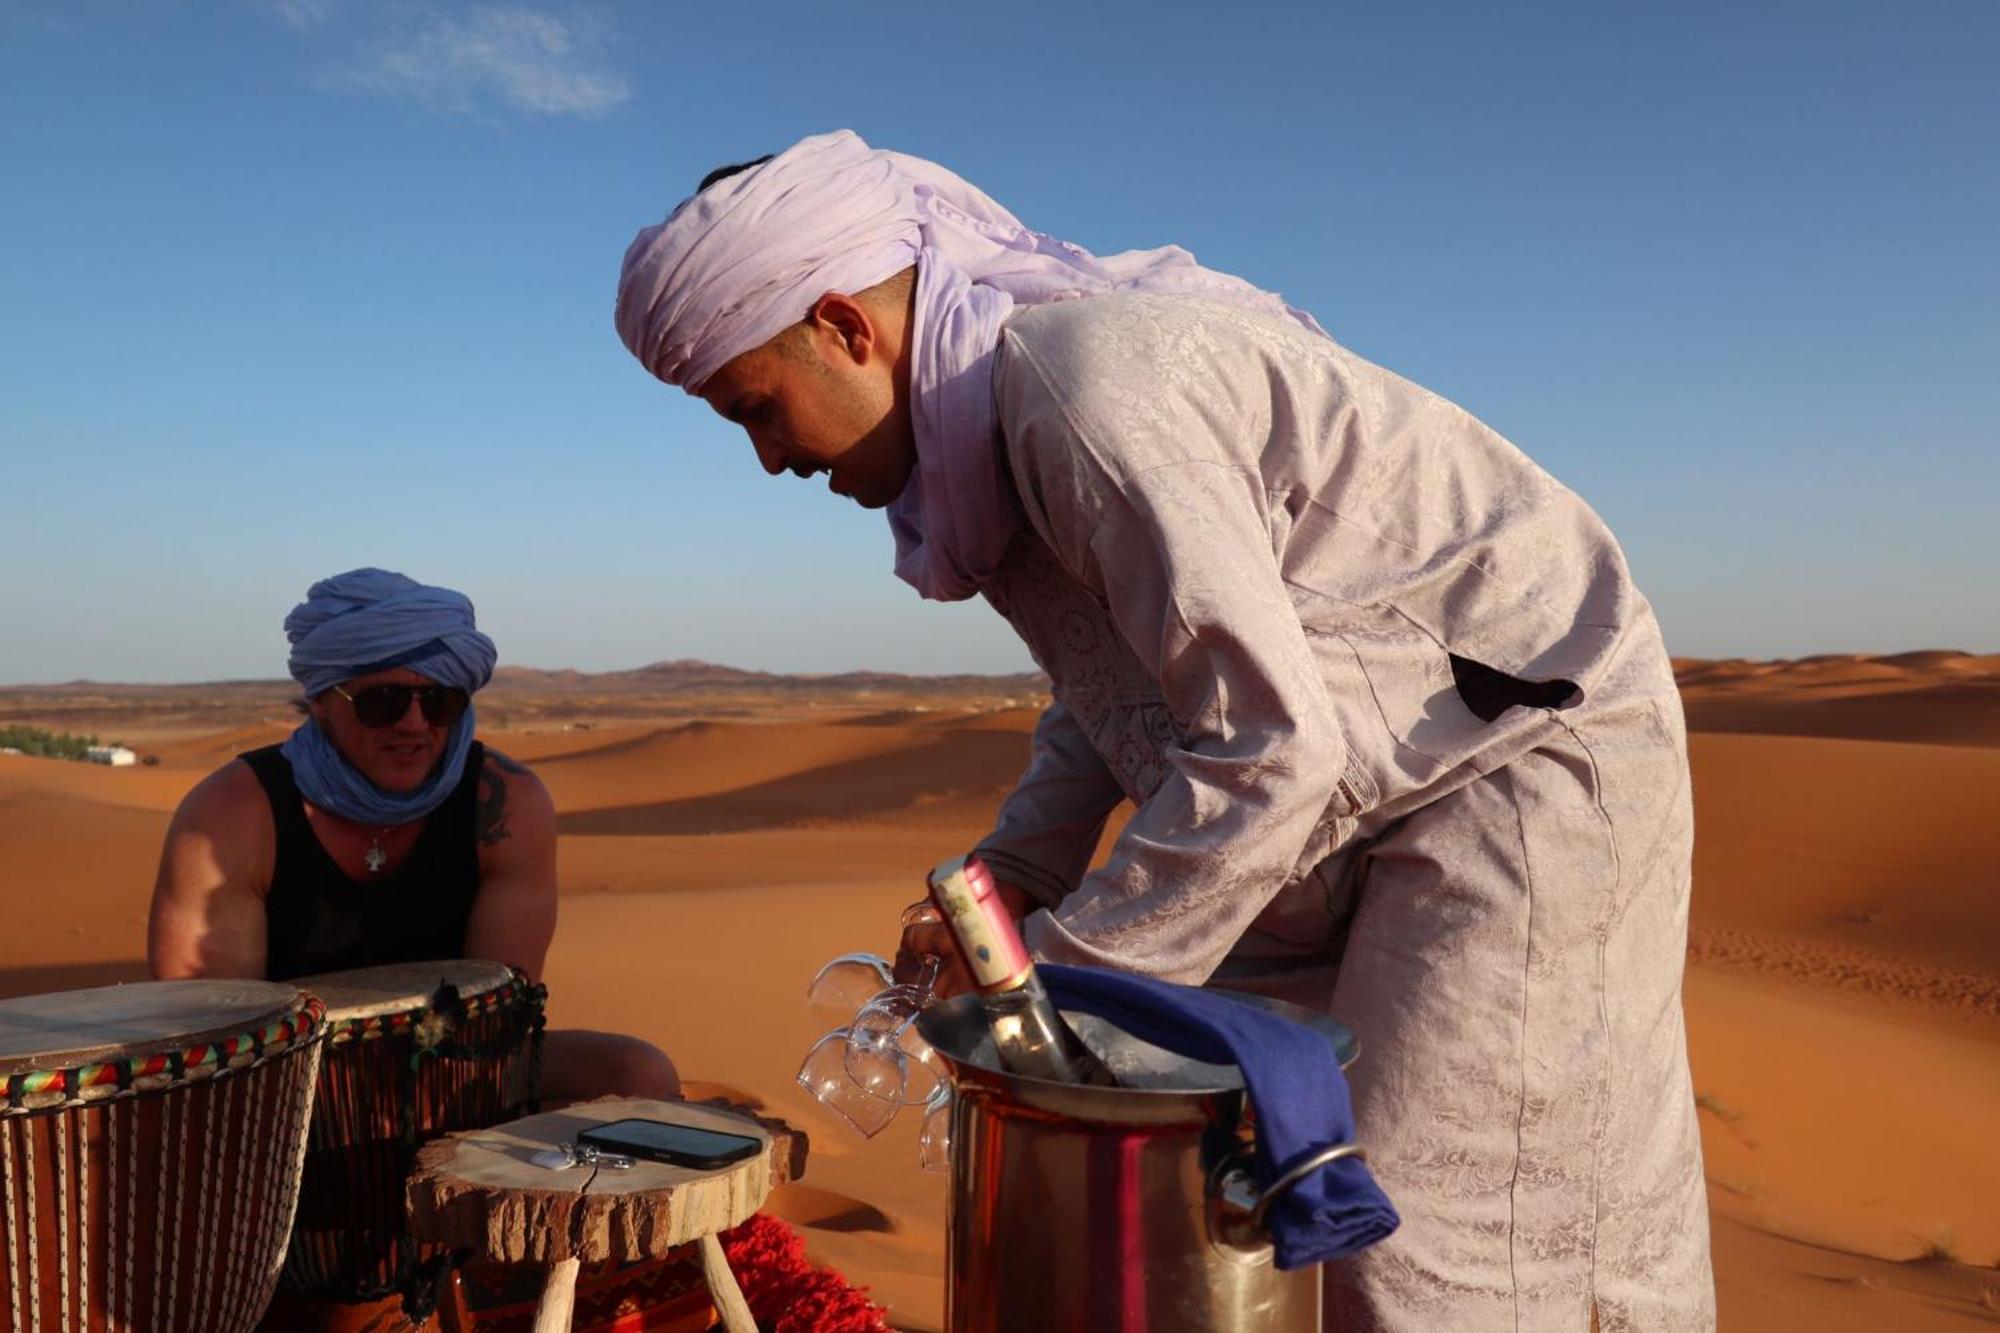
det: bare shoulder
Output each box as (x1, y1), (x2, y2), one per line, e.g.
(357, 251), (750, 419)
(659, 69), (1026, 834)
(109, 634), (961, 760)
(151, 758), (273, 978)
(474, 747), (553, 851)
(172, 758), (271, 836)
(154, 757), (275, 914)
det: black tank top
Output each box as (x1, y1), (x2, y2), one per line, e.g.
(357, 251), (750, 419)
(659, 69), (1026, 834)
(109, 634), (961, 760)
(242, 742), (486, 982)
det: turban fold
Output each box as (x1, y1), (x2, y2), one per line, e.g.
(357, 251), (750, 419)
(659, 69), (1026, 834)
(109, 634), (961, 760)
(285, 567), (497, 698)
(616, 130), (1323, 601)
(279, 568), (497, 827)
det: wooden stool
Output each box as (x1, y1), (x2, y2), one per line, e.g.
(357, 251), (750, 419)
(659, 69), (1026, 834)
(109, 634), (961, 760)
(406, 1097), (807, 1333)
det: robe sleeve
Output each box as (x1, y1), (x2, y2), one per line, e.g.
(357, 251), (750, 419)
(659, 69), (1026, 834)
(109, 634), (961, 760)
(999, 342), (1356, 984)
(973, 699), (1128, 909)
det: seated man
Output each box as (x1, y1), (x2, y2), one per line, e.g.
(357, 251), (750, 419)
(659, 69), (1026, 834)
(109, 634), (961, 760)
(147, 566), (677, 1103)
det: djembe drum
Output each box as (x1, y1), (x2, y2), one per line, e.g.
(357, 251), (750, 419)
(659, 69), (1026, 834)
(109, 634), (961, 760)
(278, 961), (544, 1308)
(0, 980), (326, 1333)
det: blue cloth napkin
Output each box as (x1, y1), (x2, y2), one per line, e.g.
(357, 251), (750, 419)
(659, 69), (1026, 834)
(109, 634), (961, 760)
(1041, 963), (1400, 1270)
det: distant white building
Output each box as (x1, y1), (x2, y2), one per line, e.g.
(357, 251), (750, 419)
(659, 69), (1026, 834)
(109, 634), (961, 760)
(84, 745), (137, 767)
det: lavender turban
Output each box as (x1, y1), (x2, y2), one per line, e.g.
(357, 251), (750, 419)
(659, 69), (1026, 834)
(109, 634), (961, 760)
(284, 567), (497, 698)
(616, 129), (1324, 601)
(278, 568), (497, 825)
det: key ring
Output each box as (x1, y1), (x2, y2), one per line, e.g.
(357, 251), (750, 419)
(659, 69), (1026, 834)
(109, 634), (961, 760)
(528, 1141), (636, 1171)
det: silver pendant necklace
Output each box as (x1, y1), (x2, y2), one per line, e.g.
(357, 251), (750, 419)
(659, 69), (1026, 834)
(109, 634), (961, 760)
(363, 829), (390, 874)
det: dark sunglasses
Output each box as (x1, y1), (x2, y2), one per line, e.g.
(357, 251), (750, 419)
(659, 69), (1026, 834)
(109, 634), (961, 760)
(331, 682), (471, 728)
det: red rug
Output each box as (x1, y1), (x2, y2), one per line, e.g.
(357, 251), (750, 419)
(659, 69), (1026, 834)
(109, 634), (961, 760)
(449, 1213), (890, 1333)
(720, 1214), (894, 1333)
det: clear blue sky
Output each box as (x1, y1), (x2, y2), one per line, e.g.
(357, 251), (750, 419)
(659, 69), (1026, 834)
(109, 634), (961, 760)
(3, 1), (1994, 683)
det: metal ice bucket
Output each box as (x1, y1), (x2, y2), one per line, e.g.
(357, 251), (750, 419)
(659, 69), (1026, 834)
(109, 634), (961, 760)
(915, 991), (1361, 1333)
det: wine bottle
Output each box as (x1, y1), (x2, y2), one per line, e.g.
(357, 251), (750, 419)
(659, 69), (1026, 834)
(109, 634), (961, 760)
(927, 854), (1116, 1085)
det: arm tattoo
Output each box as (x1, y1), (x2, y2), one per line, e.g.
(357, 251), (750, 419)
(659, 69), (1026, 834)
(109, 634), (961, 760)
(476, 764), (512, 847)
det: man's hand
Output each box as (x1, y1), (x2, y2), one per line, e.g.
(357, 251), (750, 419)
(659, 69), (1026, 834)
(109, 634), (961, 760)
(893, 877), (1040, 1000)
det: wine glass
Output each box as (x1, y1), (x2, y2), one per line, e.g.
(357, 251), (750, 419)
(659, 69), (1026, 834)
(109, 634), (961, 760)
(805, 953), (896, 1028)
(796, 899), (954, 1141)
(918, 1085), (953, 1173)
(844, 957), (945, 1106)
(794, 1029), (899, 1138)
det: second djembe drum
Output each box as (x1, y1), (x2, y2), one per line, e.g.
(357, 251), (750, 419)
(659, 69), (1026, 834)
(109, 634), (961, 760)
(0, 979), (326, 1333)
(278, 960), (543, 1306)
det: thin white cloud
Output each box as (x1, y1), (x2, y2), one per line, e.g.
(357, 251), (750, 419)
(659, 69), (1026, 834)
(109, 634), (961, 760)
(341, 5), (629, 118)
(253, 0), (339, 31)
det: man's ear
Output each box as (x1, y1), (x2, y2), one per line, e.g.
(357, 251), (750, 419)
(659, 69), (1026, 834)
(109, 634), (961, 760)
(806, 292), (878, 365)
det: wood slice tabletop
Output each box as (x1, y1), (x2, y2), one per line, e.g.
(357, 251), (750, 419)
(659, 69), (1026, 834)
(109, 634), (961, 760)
(406, 1096), (808, 1265)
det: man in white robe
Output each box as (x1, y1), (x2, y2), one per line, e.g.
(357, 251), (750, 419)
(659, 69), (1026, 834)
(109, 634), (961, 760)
(616, 131), (1714, 1331)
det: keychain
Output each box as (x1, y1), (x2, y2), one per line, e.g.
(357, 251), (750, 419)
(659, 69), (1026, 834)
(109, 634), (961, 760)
(530, 1141), (636, 1171)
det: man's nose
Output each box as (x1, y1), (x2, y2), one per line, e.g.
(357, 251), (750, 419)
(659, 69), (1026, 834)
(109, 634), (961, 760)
(751, 435), (787, 476)
(391, 695), (431, 729)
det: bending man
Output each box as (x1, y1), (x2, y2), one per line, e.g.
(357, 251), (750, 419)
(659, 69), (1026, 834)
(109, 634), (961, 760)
(616, 131), (1711, 1330)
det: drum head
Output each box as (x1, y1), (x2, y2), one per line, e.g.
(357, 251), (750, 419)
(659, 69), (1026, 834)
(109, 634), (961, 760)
(0, 979), (309, 1075)
(294, 959), (517, 1022)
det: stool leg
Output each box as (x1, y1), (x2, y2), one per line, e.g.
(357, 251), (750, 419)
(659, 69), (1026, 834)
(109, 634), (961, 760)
(699, 1233), (757, 1333)
(437, 1267), (474, 1333)
(531, 1256), (581, 1333)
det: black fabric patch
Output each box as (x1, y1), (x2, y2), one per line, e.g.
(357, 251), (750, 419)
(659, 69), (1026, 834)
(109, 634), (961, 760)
(1449, 653), (1579, 723)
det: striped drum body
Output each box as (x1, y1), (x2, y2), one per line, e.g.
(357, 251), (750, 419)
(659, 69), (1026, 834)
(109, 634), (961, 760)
(279, 961), (543, 1306)
(0, 980), (326, 1333)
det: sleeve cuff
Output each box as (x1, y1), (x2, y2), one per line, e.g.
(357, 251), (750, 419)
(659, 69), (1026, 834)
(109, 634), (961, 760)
(971, 845), (1073, 910)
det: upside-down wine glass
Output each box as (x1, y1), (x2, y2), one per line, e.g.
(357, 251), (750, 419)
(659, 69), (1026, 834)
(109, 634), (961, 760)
(796, 901), (951, 1140)
(794, 1028), (900, 1138)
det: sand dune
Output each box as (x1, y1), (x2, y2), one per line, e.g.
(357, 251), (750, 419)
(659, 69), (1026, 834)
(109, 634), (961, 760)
(1676, 651), (2000, 746)
(557, 728), (1026, 837)
(1686, 733), (2000, 976)
(0, 651), (1995, 1330)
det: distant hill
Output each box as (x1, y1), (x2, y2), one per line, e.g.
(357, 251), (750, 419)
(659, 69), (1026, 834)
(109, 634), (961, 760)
(489, 659), (1048, 697)
(6, 651), (1994, 747)
(0, 660), (1050, 736)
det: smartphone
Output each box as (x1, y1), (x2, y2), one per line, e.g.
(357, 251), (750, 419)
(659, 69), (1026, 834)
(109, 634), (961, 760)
(574, 1117), (763, 1170)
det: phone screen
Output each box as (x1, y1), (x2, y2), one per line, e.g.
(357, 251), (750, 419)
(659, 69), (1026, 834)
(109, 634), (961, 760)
(578, 1118), (761, 1164)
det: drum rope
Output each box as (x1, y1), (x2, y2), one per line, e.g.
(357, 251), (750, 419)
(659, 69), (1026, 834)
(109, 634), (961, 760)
(4, 1117), (22, 1333)
(238, 1046), (275, 1325)
(23, 1121), (38, 1333)
(206, 1059), (242, 1326)
(215, 1075), (247, 1328)
(164, 1084), (186, 1330)
(151, 1097), (168, 1332)
(273, 1044), (320, 1308)
(56, 1109), (71, 1333)
(229, 1072), (256, 1320)
(61, 1104), (75, 1328)
(191, 1064), (219, 1320)
(77, 1110), (91, 1333)
(114, 1095), (130, 1331)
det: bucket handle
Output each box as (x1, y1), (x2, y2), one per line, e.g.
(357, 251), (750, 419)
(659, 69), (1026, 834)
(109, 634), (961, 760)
(1248, 1143), (1369, 1233)
(1205, 1140), (1370, 1256)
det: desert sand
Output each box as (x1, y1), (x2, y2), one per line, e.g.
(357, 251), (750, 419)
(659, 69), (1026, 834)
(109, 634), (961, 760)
(2, 652), (1997, 1329)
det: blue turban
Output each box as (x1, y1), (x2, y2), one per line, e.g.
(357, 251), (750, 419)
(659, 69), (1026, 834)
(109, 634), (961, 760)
(278, 568), (499, 826)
